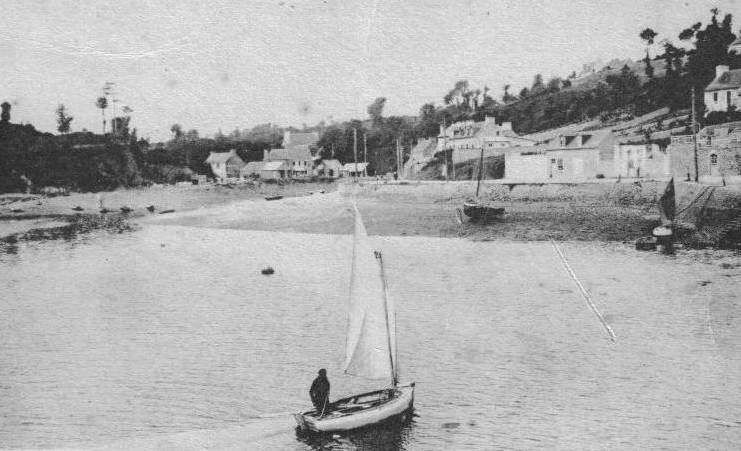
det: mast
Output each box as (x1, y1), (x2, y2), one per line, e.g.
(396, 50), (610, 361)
(691, 86), (699, 182)
(375, 251), (397, 386)
(476, 145), (484, 197)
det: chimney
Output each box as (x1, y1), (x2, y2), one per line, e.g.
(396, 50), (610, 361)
(716, 65), (730, 78)
(263, 149), (270, 161)
(283, 130), (291, 147)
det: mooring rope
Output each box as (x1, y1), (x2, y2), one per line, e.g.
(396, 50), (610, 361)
(550, 240), (616, 342)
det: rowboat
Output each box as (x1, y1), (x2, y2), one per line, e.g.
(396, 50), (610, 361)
(294, 204), (415, 433)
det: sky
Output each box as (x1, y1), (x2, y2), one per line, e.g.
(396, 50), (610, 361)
(1, 0), (739, 141)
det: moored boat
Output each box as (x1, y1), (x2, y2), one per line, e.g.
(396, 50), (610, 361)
(461, 146), (504, 221)
(463, 199), (504, 221)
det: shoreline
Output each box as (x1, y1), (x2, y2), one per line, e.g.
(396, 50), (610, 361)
(1, 179), (739, 250)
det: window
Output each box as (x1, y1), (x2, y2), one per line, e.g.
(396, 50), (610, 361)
(710, 154), (718, 165)
(728, 91), (732, 107)
(557, 159), (564, 170)
(714, 92), (719, 102)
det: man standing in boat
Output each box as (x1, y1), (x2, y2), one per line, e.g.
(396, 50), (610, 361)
(309, 368), (330, 414)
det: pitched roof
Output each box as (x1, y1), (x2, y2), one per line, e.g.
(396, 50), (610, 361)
(284, 131), (319, 148)
(541, 130), (615, 150)
(705, 68), (741, 91)
(319, 159), (342, 168)
(205, 150), (245, 165)
(240, 161), (264, 174)
(266, 146), (312, 161)
(262, 161), (287, 171)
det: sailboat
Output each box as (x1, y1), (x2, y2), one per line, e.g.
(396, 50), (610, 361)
(462, 146), (504, 221)
(294, 204), (415, 433)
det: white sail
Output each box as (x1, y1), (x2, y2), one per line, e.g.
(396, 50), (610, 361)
(344, 204), (397, 382)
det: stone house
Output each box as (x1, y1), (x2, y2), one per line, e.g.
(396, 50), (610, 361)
(613, 142), (671, 179)
(669, 122), (741, 184)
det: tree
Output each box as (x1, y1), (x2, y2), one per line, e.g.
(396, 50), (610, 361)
(502, 84), (516, 103)
(367, 97), (387, 124)
(170, 123), (183, 140)
(56, 104), (73, 134)
(0, 101), (10, 123)
(531, 74), (545, 95)
(640, 28), (658, 78)
(96, 97), (108, 133)
(546, 77), (562, 93)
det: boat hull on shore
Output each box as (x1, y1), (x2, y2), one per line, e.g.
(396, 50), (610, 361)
(463, 200), (504, 221)
(294, 384), (415, 433)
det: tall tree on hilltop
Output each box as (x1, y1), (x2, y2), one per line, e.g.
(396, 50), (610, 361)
(416, 102), (440, 138)
(56, 104), (73, 134)
(531, 73), (545, 95)
(502, 84), (516, 104)
(367, 97), (387, 125)
(0, 102), (10, 123)
(640, 28), (658, 78)
(170, 123), (183, 140)
(96, 96), (108, 134)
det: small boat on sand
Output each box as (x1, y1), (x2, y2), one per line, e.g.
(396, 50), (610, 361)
(463, 200), (504, 221)
(462, 147), (504, 221)
(265, 195), (283, 201)
(294, 204), (415, 433)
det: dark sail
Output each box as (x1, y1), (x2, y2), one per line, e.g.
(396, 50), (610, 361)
(659, 178), (675, 222)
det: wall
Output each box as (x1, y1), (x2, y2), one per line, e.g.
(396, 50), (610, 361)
(670, 136), (741, 182)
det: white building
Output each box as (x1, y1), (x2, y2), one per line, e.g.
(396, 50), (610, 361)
(437, 116), (535, 164)
(704, 65), (741, 114)
(204, 149), (245, 182)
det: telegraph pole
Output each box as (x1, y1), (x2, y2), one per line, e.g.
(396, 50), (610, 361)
(353, 128), (358, 181)
(691, 86), (699, 182)
(363, 132), (367, 164)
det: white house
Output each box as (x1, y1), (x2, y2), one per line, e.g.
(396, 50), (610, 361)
(704, 65), (741, 114)
(505, 130), (616, 181)
(263, 146), (313, 178)
(613, 142), (671, 179)
(437, 116), (535, 164)
(204, 149), (245, 182)
(341, 162), (368, 177)
(316, 159), (342, 178)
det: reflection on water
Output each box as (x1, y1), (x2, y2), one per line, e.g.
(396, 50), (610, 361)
(1, 225), (740, 449)
(295, 411), (416, 450)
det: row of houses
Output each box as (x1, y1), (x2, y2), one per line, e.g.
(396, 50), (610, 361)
(205, 130), (369, 182)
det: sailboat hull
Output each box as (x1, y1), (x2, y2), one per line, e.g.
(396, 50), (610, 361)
(463, 200), (504, 221)
(294, 383), (415, 433)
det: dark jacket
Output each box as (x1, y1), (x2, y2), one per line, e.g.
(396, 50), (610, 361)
(310, 375), (330, 410)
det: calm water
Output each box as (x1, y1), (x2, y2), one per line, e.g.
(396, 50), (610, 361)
(1, 224), (741, 449)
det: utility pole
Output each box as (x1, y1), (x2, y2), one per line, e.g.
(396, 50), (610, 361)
(363, 132), (367, 164)
(691, 86), (699, 182)
(353, 128), (358, 181)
